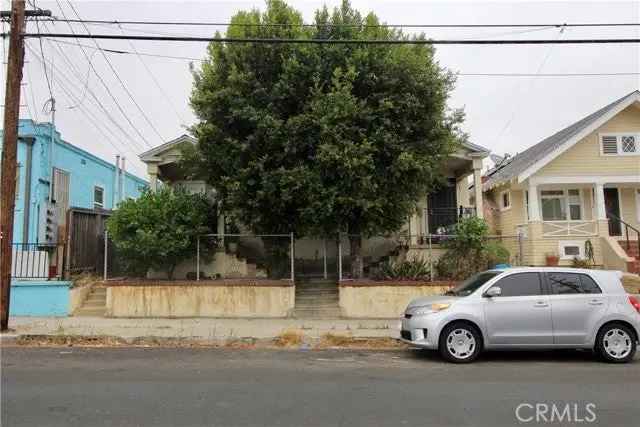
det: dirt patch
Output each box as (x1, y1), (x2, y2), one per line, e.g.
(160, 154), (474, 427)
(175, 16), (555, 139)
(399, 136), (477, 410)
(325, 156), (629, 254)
(12, 334), (408, 350)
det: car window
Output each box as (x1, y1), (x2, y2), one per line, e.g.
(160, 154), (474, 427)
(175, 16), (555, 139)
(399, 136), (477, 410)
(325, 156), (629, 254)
(489, 273), (542, 297)
(446, 271), (503, 297)
(547, 272), (602, 294)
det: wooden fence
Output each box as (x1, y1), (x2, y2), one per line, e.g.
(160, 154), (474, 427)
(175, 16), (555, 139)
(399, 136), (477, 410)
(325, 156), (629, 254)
(64, 207), (112, 277)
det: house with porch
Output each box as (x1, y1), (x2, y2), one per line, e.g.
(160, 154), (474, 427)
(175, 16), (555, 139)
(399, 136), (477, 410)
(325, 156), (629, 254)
(139, 134), (489, 279)
(483, 90), (640, 274)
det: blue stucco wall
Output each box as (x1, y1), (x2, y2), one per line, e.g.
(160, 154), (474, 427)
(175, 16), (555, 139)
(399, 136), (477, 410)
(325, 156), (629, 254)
(9, 280), (72, 316)
(1, 120), (148, 243)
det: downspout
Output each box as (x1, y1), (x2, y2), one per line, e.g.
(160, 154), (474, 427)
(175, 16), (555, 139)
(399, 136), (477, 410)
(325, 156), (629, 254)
(48, 99), (56, 203)
(22, 137), (34, 243)
(112, 155), (120, 208)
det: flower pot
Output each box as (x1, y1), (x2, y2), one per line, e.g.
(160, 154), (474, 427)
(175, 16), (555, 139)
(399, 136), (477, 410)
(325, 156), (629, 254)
(545, 255), (560, 266)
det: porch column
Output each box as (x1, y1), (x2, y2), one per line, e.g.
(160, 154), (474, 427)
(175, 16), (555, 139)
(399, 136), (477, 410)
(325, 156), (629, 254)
(472, 157), (484, 219)
(594, 183), (607, 220)
(147, 162), (159, 192)
(528, 183), (541, 222)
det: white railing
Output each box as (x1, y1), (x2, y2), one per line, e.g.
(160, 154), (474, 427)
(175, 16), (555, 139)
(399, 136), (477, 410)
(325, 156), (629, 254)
(542, 220), (598, 237)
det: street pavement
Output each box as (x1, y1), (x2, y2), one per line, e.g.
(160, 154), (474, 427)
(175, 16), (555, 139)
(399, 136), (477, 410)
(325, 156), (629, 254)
(2, 347), (639, 427)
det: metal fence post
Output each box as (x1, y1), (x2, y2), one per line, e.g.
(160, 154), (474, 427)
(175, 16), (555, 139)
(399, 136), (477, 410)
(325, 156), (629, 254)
(103, 230), (108, 281)
(337, 233), (342, 282)
(322, 238), (327, 280)
(428, 234), (434, 282)
(196, 236), (200, 281)
(290, 232), (295, 282)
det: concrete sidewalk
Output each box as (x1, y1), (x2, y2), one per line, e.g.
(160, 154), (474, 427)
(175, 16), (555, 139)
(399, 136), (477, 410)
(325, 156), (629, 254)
(6, 316), (400, 341)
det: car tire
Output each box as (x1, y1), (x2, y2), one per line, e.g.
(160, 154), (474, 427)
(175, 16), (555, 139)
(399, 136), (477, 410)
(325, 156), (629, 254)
(439, 322), (482, 364)
(595, 323), (637, 364)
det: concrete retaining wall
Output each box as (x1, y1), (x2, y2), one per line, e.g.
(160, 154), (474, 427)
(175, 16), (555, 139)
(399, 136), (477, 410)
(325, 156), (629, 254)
(10, 280), (71, 316)
(69, 283), (94, 314)
(339, 281), (455, 319)
(105, 280), (295, 318)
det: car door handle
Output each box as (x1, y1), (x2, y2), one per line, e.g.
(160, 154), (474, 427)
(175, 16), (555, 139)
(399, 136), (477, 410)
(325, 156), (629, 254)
(534, 301), (549, 308)
(588, 300), (604, 306)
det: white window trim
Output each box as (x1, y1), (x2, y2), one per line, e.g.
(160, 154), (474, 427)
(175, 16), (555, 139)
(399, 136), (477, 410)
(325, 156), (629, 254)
(599, 133), (640, 157)
(499, 190), (511, 211)
(93, 185), (105, 208)
(540, 188), (584, 222)
(559, 240), (585, 260)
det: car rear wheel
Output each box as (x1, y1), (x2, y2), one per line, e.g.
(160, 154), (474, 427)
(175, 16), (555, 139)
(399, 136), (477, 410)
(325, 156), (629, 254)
(595, 323), (637, 363)
(439, 322), (482, 363)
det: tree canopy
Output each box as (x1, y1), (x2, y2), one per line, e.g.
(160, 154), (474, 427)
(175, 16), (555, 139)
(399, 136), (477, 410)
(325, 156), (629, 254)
(189, 0), (467, 274)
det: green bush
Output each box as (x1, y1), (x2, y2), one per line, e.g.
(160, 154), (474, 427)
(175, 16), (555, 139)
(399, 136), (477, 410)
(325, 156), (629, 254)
(436, 217), (510, 280)
(106, 188), (216, 279)
(376, 257), (432, 281)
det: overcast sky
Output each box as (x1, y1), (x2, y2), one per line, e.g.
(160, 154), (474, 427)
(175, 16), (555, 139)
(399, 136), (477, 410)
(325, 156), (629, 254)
(2, 0), (639, 178)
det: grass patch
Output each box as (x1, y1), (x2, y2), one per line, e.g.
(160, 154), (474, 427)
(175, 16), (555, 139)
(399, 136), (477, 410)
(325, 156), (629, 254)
(273, 330), (304, 347)
(317, 333), (406, 349)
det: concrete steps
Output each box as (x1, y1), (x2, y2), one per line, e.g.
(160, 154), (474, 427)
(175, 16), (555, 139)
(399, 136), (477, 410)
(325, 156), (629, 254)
(621, 241), (640, 275)
(293, 279), (341, 319)
(74, 287), (106, 317)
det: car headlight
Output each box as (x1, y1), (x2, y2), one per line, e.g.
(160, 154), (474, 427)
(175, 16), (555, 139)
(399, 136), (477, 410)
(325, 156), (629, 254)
(412, 303), (451, 316)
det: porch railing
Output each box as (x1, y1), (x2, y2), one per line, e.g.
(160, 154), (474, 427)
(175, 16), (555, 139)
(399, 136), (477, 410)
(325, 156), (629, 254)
(607, 213), (640, 254)
(424, 206), (476, 234)
(11, 243), (58, 279)
(541, 220), (598, 237)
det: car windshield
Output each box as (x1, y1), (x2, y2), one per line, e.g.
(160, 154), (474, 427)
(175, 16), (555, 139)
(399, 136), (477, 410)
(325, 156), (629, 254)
(444, 271), (503, 297)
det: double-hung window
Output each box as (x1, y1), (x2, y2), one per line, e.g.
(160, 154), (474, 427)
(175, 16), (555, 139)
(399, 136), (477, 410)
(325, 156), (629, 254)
(540, 189), (582, 221)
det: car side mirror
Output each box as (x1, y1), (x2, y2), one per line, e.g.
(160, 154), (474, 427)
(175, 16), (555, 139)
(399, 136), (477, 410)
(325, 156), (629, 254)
(484, 286), (502, 298)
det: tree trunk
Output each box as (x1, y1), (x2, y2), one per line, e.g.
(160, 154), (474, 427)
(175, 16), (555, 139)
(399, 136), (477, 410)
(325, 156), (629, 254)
(167, 264), (176, 280)
(349, 234), (363, 279)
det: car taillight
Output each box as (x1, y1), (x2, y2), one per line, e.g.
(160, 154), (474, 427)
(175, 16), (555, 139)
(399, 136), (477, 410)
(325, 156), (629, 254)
(629, 296), (640, 314)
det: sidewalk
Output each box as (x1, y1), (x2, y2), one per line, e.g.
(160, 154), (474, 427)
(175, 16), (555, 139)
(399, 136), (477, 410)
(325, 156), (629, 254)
(6, 316), (400, 342)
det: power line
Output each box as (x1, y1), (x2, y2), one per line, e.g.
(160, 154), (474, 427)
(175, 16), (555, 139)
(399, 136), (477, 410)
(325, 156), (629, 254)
(35, 17), (640, 28)
(63, 0), (164, 145)
(12, 33), (640, 44)
(50, 1), (156, 149)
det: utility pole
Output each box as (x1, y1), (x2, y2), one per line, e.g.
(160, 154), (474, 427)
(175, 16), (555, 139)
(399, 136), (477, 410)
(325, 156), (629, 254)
(1, 1), (51, 331)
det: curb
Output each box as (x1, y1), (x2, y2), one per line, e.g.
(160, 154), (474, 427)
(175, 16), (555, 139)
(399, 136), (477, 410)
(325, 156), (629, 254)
(0, 333), (20, 345)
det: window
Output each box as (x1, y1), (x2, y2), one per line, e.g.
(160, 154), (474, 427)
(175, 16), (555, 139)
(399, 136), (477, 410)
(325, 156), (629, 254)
(601, 134), (640, 155)
(94, 186), (104, 209)
(541, 190), (566, 220)
(500, 190), (511, 211)
(524, 190), (529, 220)
(489, 273), (542, 297)
(547, 272), (602, 294)
(559, 240), (584, 260)
(448, 271), (503, 297)
(540, 189), (583, 221)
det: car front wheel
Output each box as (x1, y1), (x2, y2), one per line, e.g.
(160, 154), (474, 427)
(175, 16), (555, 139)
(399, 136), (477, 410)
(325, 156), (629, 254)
(595, 323), (637, 363)
(439, 322), (482, 363)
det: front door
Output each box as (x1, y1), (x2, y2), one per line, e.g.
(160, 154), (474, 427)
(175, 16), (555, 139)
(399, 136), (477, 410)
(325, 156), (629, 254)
(427, 178), (457, 233)
(604, 188), (621, 236)
(483, 272), (554, 346)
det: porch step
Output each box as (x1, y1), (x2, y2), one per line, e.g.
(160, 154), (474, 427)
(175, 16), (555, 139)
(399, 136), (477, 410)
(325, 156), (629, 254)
(74, 287), (106, 317)
(294, 280), (341, 318)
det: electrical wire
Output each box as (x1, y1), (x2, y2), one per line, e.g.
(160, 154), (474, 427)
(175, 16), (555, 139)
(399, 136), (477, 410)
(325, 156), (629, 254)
(63, 0), (164, 145)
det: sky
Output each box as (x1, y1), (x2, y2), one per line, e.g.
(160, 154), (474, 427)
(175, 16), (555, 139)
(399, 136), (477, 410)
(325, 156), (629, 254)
(2, 0), (639, 178)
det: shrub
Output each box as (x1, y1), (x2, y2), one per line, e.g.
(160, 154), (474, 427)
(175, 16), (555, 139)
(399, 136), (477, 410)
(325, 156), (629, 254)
(376, 257), (431, 281)
(106, 187), (216, 279)
(436, 217), (510, 280)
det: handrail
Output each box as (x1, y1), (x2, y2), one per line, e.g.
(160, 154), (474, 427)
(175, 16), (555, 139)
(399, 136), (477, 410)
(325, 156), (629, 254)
(607, 212), (640, 253)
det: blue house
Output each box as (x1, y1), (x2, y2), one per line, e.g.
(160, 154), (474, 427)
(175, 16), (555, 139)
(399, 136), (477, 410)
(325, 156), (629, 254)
(1, 119), (148, 244)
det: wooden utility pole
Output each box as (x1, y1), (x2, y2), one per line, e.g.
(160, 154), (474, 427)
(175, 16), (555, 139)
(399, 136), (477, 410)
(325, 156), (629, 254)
(0, 0), (26, 331)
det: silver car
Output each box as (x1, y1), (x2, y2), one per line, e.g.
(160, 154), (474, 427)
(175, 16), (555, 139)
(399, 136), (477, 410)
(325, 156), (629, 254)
(401, 267), (640, 363)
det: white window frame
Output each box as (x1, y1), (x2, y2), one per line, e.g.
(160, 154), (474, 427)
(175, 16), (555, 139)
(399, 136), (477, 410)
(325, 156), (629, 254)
(499, 190), (511, 211)
(599, 133), (640, 156)
(93, 185), (105, 209)
(540, 188), (584, 222)
(559, 240), (585, 260)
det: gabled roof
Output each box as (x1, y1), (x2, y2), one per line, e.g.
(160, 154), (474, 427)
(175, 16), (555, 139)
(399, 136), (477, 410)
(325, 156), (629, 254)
(139, 134), (196, 162)
(483, 90), (640, 191)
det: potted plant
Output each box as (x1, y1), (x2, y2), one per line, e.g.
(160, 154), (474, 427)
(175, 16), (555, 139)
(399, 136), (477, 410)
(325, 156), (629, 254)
(545, 252), (560, 266)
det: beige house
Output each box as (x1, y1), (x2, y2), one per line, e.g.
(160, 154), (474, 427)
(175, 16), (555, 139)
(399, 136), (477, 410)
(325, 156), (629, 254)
(483, 90), (640, 274)
(139, 134), (489, 279)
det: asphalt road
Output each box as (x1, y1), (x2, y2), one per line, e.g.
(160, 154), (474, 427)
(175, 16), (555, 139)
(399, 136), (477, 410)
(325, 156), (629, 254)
(2, 347), (639, 427)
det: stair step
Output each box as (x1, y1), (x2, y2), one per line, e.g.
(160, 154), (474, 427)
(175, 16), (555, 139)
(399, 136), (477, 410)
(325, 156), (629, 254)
(74, 309), (105, 316)
(295, 295), (339, 301)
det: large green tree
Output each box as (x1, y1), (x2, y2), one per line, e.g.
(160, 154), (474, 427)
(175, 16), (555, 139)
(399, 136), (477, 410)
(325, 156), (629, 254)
(189, 0), (466, 277)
